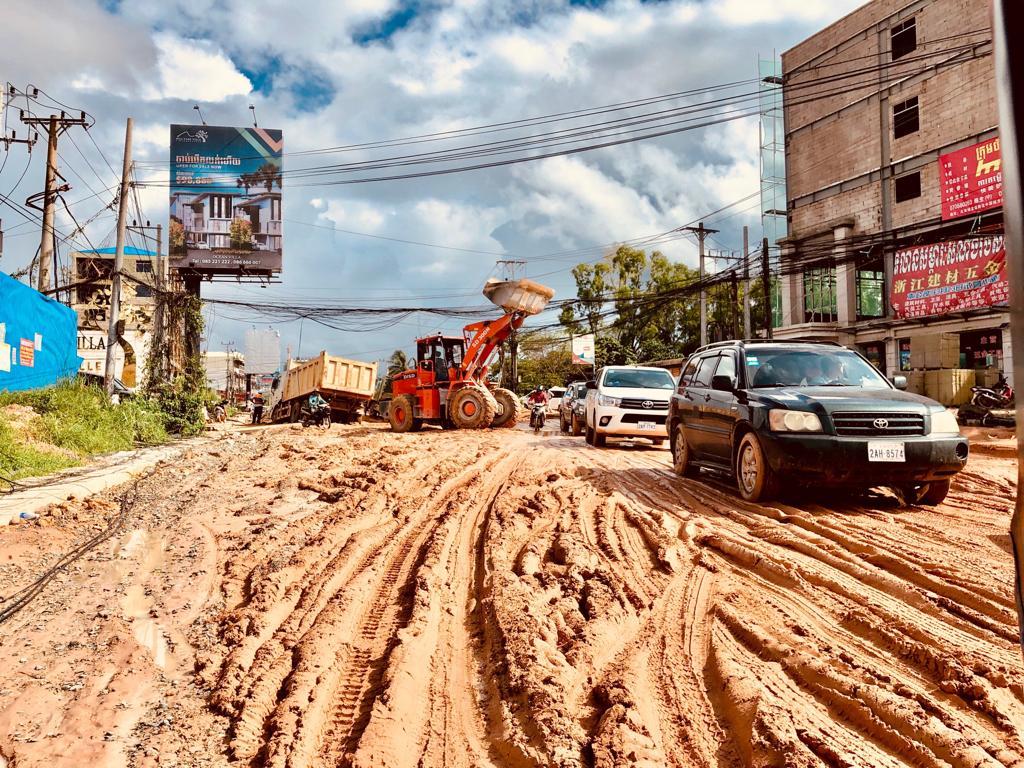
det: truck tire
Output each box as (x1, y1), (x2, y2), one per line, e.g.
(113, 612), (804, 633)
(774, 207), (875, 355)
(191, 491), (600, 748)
(490, 387), (522, 428)
(389, 395), (418, 433)
(289, 402), (301, 423)
(449, 385), (495, 429)
(571, 412), (584, 436)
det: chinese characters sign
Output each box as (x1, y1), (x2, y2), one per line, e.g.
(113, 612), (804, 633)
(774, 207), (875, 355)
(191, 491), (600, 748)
(940, 137), (1003, 220)
(891, 235), (1007, 319)
(169, 124), (283, 276)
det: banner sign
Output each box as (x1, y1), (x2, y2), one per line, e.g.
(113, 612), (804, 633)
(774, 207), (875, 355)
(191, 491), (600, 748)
(244, 328), (281, 375)
(940, 137), (1003, 221)
(571, 334), (595, 365)
(891, 235), (1007, 319)
(169, 124), (283, 275)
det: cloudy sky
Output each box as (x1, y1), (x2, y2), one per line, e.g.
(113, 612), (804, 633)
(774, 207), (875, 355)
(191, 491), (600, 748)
(0, 0), (865, 368)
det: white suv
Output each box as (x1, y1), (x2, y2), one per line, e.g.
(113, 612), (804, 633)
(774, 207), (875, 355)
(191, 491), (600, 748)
(584, 366), (674, 448)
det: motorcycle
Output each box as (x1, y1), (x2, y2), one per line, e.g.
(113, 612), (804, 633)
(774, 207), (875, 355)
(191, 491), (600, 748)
(301, 404), (332, 429)
(529, 403), (546, 433)
(970, 375), (1014, 408)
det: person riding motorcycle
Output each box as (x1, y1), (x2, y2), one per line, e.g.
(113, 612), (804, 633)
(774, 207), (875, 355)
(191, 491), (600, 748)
(526, 387), (549, 430)
(306, 390), (331, 426)
(526, 386), (550, 407)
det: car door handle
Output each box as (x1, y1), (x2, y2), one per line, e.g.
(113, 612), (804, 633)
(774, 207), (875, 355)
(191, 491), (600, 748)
(704, 394), (712, 402)
(683, 391), (693, 400)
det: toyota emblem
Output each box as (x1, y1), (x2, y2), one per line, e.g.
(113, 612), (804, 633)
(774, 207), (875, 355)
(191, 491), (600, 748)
(873, 418), (889, 429)
(642, 400), (654, 409)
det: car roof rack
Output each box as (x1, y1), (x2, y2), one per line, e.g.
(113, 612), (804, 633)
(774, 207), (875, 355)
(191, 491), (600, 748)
(693, 339), (844, 354)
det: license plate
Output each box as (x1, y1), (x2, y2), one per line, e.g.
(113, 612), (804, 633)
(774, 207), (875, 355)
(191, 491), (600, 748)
(868, 441), (905, 462)
(637, 422), (658, 431)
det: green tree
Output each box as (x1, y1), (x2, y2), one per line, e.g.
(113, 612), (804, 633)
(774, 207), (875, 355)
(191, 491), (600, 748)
(515, 333), (580, 392)
(229, 218), (253, 250)
(254, 161), (282, 192)
(387, 349), (411, 375)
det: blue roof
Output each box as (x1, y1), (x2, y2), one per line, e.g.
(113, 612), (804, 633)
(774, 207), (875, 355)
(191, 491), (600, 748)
(79, 246), (158, 257)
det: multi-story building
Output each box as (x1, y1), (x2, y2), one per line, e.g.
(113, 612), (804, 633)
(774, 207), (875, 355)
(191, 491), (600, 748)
(71, 246), (164, 388)
(774, 0), (1007, 384)
(170, 191), (282, 253)
(202, 350), (246, 400)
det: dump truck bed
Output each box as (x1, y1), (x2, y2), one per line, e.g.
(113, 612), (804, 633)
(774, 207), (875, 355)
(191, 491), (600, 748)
(281, 352), (377, 403)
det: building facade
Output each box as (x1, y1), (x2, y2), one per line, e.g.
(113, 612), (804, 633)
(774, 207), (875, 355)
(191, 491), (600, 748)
(775, 0), (1007, 387)
(71, 246), (163, 388)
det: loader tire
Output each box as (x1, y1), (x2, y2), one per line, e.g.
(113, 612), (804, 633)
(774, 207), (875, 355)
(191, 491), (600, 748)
(389, 395), (418, 433)
(490, 387), (523, 428)
(449, 385), (495, 429)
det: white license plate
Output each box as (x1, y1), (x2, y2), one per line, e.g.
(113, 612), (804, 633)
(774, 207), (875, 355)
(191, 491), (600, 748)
(637, 422), (658, 431)
(868, 441), (905, 462)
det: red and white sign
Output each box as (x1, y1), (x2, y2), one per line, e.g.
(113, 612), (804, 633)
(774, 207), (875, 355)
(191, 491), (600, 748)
(891, 235), (1007, 319)
(19, 339), (35, 368)
(940, 137), (1003, 220)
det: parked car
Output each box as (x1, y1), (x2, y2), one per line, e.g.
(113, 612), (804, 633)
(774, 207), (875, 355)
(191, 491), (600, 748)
(667, 340), (969, 505)
(558, 382), (588, 436)
(584, 366), (674, 447)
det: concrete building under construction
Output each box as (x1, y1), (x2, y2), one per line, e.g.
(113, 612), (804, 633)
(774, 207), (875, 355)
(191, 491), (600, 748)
(773, 0), (1006, 400)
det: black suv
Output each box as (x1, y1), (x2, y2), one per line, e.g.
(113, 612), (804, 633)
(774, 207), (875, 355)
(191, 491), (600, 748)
(667, 340), (969, 506)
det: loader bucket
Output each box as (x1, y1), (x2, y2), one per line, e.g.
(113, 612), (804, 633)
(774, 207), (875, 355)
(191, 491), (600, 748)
(482, 278), (555, 316)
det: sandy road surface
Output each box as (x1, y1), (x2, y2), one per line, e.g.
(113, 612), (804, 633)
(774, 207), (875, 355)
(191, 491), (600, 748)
(0, 421), (1021, 768)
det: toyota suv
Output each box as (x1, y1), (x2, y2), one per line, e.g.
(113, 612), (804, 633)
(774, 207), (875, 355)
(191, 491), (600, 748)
(667, 340), (968, 506)
(584, 366), (675, 447)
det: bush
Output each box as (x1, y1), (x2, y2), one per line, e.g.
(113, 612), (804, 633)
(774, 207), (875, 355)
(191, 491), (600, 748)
(150, 378), (209, 437)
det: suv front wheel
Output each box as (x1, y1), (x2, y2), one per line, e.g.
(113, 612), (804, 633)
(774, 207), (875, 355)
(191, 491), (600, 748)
(736, 432), (777, 502)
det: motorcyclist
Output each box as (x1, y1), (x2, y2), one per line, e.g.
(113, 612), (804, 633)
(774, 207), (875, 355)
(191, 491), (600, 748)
(309, 390), (329, 412)
(526, 386), (550, 407)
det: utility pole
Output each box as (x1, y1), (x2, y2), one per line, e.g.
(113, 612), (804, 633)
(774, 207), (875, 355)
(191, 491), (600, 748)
(128, 220), (166, 384)
(495, 259), (526, 391)
(730, 271), (740, 340)
(105, 117), (132, 397)
(21, 110), (89, 293)
(223, 341), (235, 400)
(761, 237), (773, 339)
(742, 226), (751, 338)
(681, 222), (719, 347)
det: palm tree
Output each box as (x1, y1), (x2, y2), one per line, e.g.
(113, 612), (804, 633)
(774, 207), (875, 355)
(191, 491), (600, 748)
(236, 173), (253, 194)
(388, 349), (411, 375)
(255, 161), (282, 192)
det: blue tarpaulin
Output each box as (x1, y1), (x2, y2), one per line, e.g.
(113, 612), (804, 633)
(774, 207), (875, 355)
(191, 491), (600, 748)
(0, 271), (82, 392)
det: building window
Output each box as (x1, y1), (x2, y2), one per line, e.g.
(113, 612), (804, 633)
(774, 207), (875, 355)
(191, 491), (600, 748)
(856, 261), (885, 320)
(893, 96), (919, 138)
(135, 260), (152, 273)
(135, 284), (153, 298)
(894, 171), (921, 202)
(804, 265), (837, 323)
(211, 194), (232, 219)
(891, 18), (916, 61)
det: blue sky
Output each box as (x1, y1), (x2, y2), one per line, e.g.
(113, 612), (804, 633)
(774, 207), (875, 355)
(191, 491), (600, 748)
(0, 0), (866, 368)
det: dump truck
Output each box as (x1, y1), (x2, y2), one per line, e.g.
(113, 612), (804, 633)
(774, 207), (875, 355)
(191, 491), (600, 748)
(268, 351), (377, 423)
(389, 278), (555, 432)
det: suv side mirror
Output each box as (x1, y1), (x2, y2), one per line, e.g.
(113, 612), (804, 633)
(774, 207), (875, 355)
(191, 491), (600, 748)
(711, 374), (736, 392)
(892, 374), (908, 390)
(585, 380), (597, 390)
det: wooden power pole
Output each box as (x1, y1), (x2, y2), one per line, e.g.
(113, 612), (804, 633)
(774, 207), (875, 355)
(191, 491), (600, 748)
(742, 225), (752, 338)
(105, 117), (133, 396)
(761, 237), (773, 339)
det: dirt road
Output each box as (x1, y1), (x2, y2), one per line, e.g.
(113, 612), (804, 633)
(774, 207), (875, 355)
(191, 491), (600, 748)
(0, 421), (1021, 768)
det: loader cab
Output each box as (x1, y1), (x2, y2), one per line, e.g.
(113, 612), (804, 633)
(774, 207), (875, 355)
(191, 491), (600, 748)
(416, 335), (466, 385)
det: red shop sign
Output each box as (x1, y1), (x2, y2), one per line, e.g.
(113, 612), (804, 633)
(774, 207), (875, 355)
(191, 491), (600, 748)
(940, 137), (1003, 220)
(891, 235), (1007, 319)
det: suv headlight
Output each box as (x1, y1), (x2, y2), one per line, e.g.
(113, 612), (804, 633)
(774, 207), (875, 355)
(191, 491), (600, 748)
(929, 410), (960, 435)
(768, 409), (823, 433)
(597, 394), (621, 407)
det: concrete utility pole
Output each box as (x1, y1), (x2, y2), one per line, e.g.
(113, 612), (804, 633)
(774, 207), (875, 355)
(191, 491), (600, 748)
(37, 116), (57, 293)
(761, 237), (773, 339)
(21, 110), (89, 293)
(105, 117), (133, 397)
(742, 226), (752, 338)
(681, 222), (719, 347)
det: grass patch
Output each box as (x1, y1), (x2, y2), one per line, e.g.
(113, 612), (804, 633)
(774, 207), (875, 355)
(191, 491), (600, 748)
(0, 381), (171, 484)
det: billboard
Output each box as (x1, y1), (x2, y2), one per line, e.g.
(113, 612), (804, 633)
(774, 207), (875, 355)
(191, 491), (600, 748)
(571, 334), (595, 365)
(244, 328), (281, 375)
(890, 235), (1007, 319)
(169, 124), (283, 275)
(939, 137), (1002, 221)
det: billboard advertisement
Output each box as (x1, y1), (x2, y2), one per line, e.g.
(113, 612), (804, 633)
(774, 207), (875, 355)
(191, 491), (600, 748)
(244, 328), (281, 375)
(890, 235), (1007, 319)
(939, 137), (1002, 221)
(169, 124), (283, 275)
(571, 334), (595, 365)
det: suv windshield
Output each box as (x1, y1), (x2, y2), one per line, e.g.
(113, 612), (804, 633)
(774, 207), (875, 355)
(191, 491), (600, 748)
(603, 369), (674, 389)
(745, 348), (889, 389)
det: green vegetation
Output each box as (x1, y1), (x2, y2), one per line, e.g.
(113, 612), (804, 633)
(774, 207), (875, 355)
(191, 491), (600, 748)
(0, 381), (170, 484)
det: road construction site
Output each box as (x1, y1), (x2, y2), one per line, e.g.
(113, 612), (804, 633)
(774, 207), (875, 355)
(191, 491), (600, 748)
(0, 419), (1020, 768)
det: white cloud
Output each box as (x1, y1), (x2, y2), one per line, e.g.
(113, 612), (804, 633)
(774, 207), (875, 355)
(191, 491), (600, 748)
(144, 33), (251, 102)
(317, 199), (390, 232)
